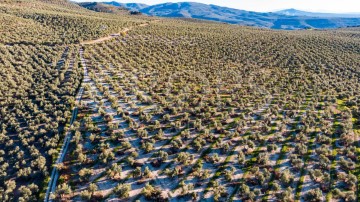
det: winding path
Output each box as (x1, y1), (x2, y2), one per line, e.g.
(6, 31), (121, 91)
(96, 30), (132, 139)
(80, 21), (157, 45)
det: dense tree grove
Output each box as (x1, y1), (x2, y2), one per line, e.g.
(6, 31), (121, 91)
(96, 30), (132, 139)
(0, 0), (145, 45)
(0, 0), (147, 200)
(0, 42), (83, 200)
(1, 0), (360, 201)
(60, 18), (359, 202)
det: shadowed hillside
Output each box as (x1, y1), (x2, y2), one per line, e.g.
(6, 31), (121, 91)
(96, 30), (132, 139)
(104, 1), (148, 11)
(78, 2), (128, 14)
(0, 0), (148, 200)
(0, 0), (145, 45)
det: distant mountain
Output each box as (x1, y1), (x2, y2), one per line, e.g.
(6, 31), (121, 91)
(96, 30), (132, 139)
(138, 2), (360, 29)
(78, 2), (128, 13)
(104, 1), (148, 11)
(101, 1), (360, 30)
(275, 8), (360, 18)
(139, 2), (276, 27)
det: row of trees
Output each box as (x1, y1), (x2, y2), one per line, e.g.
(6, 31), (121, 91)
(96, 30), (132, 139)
(58, 15), (359, 201)
(0, 45), (82, 200)
(0, 0), (153, 199)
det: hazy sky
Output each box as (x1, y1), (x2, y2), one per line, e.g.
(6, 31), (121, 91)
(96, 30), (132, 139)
(74, 0), (360, 13)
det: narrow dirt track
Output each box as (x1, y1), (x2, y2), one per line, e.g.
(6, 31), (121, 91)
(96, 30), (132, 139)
(44, 48), (87, 202)
(80, 21), (157, 45)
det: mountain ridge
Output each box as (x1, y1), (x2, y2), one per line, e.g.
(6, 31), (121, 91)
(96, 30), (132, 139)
(104, 1), (148, 11)
(275, 8), (360, 18)
(103, 1), (360, 30)
(78, 2), (128, 13)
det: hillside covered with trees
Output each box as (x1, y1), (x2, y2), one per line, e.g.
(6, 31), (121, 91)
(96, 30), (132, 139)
(0, 0), (359, 201)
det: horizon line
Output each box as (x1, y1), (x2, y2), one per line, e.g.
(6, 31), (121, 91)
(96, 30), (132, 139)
(84, 0), (360, 14)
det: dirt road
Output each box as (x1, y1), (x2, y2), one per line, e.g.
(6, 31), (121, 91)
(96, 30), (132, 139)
(80, 21), (156, 45)
(44, 48), (87, 202)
